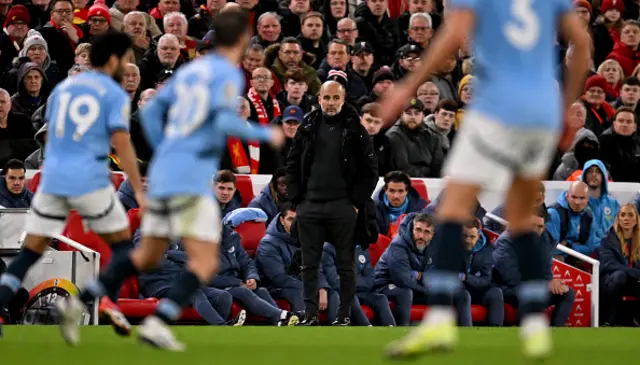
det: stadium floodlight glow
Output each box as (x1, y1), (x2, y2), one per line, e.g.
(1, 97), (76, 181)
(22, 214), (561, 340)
(484, 212), (600, 328)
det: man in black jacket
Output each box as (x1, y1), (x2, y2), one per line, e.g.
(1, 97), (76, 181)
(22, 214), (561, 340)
(286, 80), (378, 326)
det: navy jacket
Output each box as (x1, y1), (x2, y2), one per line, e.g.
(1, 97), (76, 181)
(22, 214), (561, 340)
(598, 229), (640, 280)
(492, 230), (555, 298)
(374, 186), (427, 236)
(373, 213), (432, 292)
(138, 252), (184, 299)
(256, 214), (303, 290)
(0, 180), (32, 208)
(321, 243), (375, 293)
(219, 191), (243, 219)
(208, 226), (260, 288)
(117, 179), (138, 211)
(464, 231), (494, 291)
(248, 184), (279, 225)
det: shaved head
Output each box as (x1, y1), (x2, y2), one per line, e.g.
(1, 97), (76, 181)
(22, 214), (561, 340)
(318, 81), (345, 116)
(320, 80), (345, 96)
(0, 88), (9, 99)
(567, 181), (589, 213)
(0, 88), (10, 122)
(221, 2), (241, 12)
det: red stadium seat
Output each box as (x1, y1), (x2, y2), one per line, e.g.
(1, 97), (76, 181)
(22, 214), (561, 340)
(59, 211), (112, 268)
(483, 229), (500, 245)
(235, 175), (255, 207)
(234, 221), (267, 257)
(28, 171), (41, 192)
(127, 208), (141, 235)
(410, 179), (429, 203)
(111, 172), (125, 190)
(369, 234), (392, 267)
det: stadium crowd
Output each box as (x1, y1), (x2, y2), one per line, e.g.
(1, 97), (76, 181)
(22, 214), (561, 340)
(0, 0), (640, 326)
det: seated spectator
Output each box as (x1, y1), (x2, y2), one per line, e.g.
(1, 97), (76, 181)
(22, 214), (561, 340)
(424, 188), (487, 223)
(318, 39), (367, 100)
(117, 162), (148, 212)
(581, 74), (615, 136)
(373, 213), (472, 326)
(0, 159), (32, 208)
(10, 62), (49, 119)
(599, 107), (640, 182)
(129, 89), (157, 164)
(270, 105), (302, 168)
(215, 170), (243, 218)
(256, 204), (304, 313)
(249, 168), (288, 225)
(611, 77), (640, 116)
(201, 224), (299, 326)
(357, 67), (394, 109)
(0, 89), (37, 167)
(246, 67), (281, 174)
(0, 5), (30, 73)
(250, 12), (282, 49)
(24, 123), (47, 169)
(417, 81), (440, 116)
(264, 37), (321, 96)
(350, 41), (375, 92)
(139, 33), (184, 90)
(123, 11), (157, 64)
(425, 99), (457, 156)
(221, 98), (252, 174)
(462, 219), (503, 326)
(137, 234), (245, 326)
(456, 75), (472, 129)
(391, 43), (422, 81)
(485, 181), (546, 234)
(598, 203), (640, 326)
(493, 207), (575, 327)
(360, 103), (392, 176)
(582, 160), (620, 242)
(322, 242), (396, 326)
(607, 20), (640, 78)
(386, 98), (445, 178)
(553, 102), (600, 181)
(547, 181), (599, 261)
(163, 12), (202, 61)
(241, 44), (282, 95)
(374, 171), (427, 237)
(275, 68), (316, 114)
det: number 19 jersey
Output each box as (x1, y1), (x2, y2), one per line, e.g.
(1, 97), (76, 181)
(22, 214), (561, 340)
(450, 0), (572, 130)
(40, 71), (130, 197)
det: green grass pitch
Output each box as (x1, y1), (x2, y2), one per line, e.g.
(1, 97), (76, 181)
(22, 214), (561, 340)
(1, 326), (637, 365)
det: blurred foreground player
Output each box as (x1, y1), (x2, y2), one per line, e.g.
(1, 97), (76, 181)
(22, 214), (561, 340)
(379, 0), (591, 360)
(0, 32), (146, 338)
(57, 10), (285, 351)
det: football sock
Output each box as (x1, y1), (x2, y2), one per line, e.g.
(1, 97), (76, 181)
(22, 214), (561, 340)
(513, 232), (549, 315)
(425, 221), (465, 306)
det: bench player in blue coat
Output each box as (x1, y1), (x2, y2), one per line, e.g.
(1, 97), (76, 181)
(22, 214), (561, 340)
(0, 32), (145, 338)
(379, 0), (591, 360)
(57, 11), (285, 351)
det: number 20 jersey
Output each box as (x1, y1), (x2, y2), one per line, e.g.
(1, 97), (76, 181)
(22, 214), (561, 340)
(40, 71), (130, 197)
(450, 0), (572, 131)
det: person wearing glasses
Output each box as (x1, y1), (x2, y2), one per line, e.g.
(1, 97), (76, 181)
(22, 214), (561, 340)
(39, 0), (82, 74)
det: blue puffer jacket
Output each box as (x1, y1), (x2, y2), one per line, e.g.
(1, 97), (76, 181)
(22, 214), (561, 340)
(138, 251), (184, 299)
(546, 191), (599, 256)
(492, 230), (555, 298)
(256, 214), (303, 290)
(207, 225), (259, 288)
(248, 184), (279, 225)
(464, 231), (493, 291)
(0, 180), (32, 208)
(581, 160), (620, 243)
(374, 186), (427, 236)
(598, 229), (640, 279)
(322, 243), (375, 293)
(373, 213), (432, 292)
(116, 179), (138, 211)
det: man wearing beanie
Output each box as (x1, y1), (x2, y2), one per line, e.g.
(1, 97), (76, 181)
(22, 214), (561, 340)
(573, 0), (591, 26)
(0, 4), (30, 72)
(357, 66), (395, 109)
(581, 74), (616, 135)
(80, 0), (112, 43)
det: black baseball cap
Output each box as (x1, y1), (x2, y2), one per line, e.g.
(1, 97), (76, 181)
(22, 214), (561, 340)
(351, 41), (374, 56)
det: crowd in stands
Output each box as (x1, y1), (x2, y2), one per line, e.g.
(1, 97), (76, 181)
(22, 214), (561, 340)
(0, 0), (640, 326)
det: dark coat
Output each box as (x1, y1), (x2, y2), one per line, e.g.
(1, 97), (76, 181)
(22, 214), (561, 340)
(322, 243), (375, 293)
(354, 3), (400, 67)
(598, 229), (640, 280)
(256, 214), (303, 290)
(386, 122), (445, 178)
(0, 180), (33, 208)
(374, 186), (427, 236)
(207, 226), (260, 288)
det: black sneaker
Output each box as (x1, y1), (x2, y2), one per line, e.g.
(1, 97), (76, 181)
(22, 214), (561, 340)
(297, 315), (320, 326)
(331, 317), (351, 326)
(278, 311), (300, 327)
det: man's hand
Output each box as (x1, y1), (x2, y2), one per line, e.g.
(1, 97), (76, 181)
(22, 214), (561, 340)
(60, 20), (79, 43)
(269, 126), (286, 148)
(245, 279), (257, 290)
(353, 206), (358, 214)
(319, 288), (328, 311)
(133, 35), (150, 50)
(549, 279), (569, 295)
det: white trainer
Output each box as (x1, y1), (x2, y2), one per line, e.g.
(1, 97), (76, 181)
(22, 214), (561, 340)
(138, 316), (186, 352)
(55, 296), (86, 346)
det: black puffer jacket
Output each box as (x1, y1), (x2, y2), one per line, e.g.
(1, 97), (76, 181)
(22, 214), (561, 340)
(285, 104), (378, 209)
(354, 3), (400, 67)
(386, 122), (445, 178)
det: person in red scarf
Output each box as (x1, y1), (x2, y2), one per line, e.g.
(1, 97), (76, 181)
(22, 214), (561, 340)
(0, 5), (30, 72)
(607, 20), (640, 77)
(38, 0), (83, 74)
(581, 74), (616, 136)
(72, 0), (90, 24)
(162, 12), (201, 61)
(150, 0), (180, 31)
(246, 67), (282, 174)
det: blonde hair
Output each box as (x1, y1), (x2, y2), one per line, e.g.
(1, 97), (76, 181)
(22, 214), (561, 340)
(597, 59), (625, 84)
(75, 43), (91, 57)
(613, 203), (640, 263)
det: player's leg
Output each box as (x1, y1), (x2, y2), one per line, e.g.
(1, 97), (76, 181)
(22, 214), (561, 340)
(0, 192), (67, 334)
(386, 111), (512, 358)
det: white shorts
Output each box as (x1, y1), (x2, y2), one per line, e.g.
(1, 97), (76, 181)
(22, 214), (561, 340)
(25, 185), (129, 236)
(444, 110), (559, 188)
(140, 195), (221, 243)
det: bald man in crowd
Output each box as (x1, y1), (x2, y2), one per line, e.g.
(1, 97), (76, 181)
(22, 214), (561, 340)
(286, 81), (378, 326)
(546, 181), (599, 265)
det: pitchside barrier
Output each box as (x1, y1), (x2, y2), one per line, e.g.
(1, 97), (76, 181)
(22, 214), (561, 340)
(4, 171), (640, 326)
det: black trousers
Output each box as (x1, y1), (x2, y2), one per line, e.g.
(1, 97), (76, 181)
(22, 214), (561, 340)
(297, 198), (357, 319)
